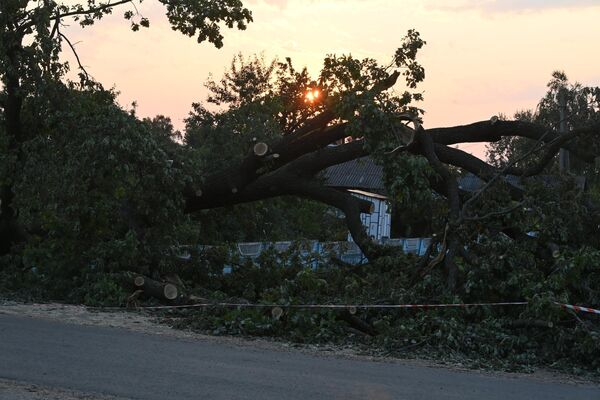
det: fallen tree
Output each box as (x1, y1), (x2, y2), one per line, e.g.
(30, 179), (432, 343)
(1, 1), (599, 299)
(181, 71), (599, 270)
(2, 1), (600, 375)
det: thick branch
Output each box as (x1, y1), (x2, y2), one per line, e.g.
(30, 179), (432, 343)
(285, 140), (369, 177)
(270, 123), (349, 167)
(418, 129), (460, 221)
(432, 144), (524, 199)
(184, 125), (350, 210)
(429, 120), (597, 162)
(278, 179), (378, 259)
(433, 144), (497, 177)
(503, 130), (582, 176)
(188, 71), (401, 210)
(460, 129), (552, 220)
(187, 139), (375, 213)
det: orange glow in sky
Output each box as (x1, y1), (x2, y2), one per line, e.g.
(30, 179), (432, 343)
(305, 88), (320, 103)
(59, 0), (600, 159)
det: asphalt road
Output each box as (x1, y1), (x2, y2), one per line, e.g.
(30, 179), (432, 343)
(0, 314), (598, 400)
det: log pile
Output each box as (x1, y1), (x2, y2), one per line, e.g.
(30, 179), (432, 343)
(123, 272), (181, 305)
(133, 275), (179, 301)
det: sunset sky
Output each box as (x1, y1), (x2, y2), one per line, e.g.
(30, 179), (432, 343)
(62, 0), (600, 158)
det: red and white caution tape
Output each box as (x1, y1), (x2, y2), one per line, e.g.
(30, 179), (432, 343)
(556, 302), (600, 315)
(112, 301), (529, 311)
(93, 301), (600, 315)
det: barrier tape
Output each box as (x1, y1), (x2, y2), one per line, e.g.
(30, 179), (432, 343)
(556, 302), (600, 315)
(100, 301), (530, 311)
(92, 301), (600, 315)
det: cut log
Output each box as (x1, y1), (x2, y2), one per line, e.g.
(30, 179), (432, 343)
(253, 142), (269, 157)
(133, 275), (145, 287)
(133, 274), (179, 301)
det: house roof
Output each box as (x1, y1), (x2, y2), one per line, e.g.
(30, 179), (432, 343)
(323, 157), (385, 193)
(324, 155), (586, 194)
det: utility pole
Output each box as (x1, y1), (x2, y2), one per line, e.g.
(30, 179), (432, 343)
(558, 88), (570, 173)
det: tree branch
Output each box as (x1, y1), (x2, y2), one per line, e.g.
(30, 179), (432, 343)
(58, 31), (90, 82)
(417, 128), (460, 222)
(19, 0), (134, 33)
(278, 179), (379, 259)
(460, 130), (551, 220)
(188, 71), (402, 210)
(433, 144), (497, 178)
(429, 120), (597, 162)
(462, 201), (525, 222)
(503, 130), (583, 176)
(285, 140), (369, 177)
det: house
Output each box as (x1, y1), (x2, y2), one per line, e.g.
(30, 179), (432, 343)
(323, 156), (587, 243)
(323, 157), (391, 241)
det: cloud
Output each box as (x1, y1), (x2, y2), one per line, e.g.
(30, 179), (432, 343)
(425, 0), (599, 13)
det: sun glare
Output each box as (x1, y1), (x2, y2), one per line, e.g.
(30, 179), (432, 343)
(305, 88), (321, 103)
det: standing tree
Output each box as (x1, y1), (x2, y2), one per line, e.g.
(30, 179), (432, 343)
(487, 71), (600, 180)
(0, 0), (253, 253)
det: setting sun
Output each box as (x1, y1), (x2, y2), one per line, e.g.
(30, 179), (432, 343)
(305, 88), (320, 103)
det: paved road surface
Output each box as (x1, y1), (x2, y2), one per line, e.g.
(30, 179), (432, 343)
(0, 314), (598, 399)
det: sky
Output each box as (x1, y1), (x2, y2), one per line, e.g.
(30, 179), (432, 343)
(61, 0), (600, 158)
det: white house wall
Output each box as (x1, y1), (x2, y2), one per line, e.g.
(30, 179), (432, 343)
(347, 192), (391, 241)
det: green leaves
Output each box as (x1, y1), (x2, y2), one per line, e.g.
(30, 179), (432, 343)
(394, 29), (426, 89)
(159, 0), (253, 48)
(9, 85), (199, 299)
(487, 72), (600, 183)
